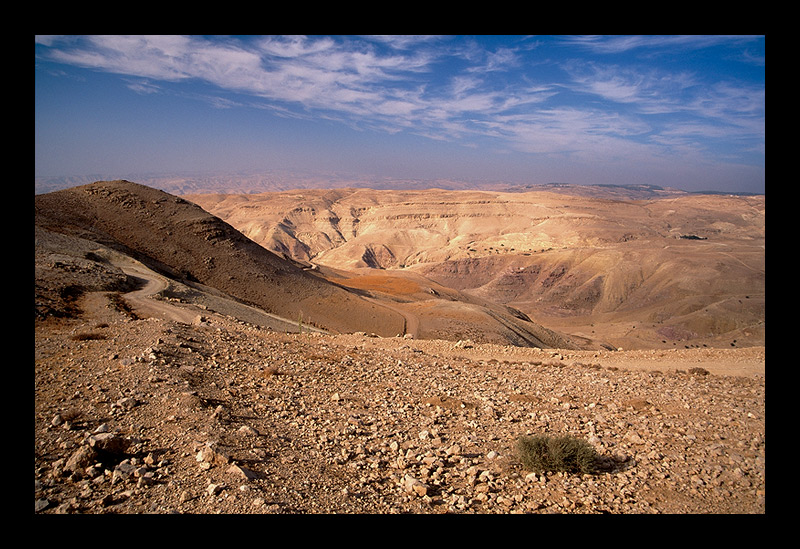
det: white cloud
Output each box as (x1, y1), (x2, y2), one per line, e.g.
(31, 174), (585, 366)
(563, 35), (761, 54)
(36, 35), (764, 177)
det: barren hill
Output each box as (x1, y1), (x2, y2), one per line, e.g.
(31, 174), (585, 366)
(188, 188), (764, 350)
(35, 180), (405, 337)
(35, 180), (589, 349)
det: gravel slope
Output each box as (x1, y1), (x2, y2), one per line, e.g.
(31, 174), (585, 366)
(35, 288), (765, 514)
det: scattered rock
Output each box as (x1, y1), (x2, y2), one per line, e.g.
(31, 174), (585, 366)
(65, 445), (98, 473)
(227, 464), (260, 481)
(402, 475), (429, 497)
(35, 308), (765, 514)
(88, 432), (131, 455)
(196, 444), (232, 467)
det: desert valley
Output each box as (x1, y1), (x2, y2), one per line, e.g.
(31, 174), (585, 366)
(35, 180), (765, 514)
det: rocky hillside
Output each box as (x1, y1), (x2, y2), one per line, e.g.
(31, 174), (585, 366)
(34, 273), (765, 514)
(34, 180), (407, 337)
(36, 181), (591, 348)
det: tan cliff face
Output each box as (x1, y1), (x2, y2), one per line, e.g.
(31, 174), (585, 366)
(187, 187), (764, 351)
(34, 180), (765, 350)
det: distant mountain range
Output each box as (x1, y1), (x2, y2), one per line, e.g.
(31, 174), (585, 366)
(187, 184), (764, 350)
(34, 173), (762, 198)
(35, 172), (515, 196)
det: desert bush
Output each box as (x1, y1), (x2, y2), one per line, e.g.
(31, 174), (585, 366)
(70, 332), (107, 341)
(108, 292), (139, 319)
(260, 365), (285, 378)
(60, 407), (83, 422)
(515, 434), (600, 474)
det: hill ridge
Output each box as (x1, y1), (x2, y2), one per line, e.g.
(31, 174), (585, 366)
(35, 180), (593, 349)
(35, 180), (406, 337)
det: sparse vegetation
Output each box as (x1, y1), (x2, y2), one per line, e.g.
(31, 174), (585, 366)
(260, 365), (285, 377)
(515, 434), (600, 475)
(70, 332), (107, 341)
(108, 292), (139, 319)
(59, 407), (83, 423)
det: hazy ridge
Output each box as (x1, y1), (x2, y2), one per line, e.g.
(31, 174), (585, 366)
(36, 172), (519, 196)
(35, 172), (755, 198)
(188, 186), (764, 351)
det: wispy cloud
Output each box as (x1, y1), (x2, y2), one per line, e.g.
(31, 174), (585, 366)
(562, 35), (762, 55)
(36, 35), (764, 175)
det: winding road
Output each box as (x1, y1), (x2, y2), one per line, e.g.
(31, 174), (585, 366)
(102, 251), (325, 332)
(116, 261), (201, 324)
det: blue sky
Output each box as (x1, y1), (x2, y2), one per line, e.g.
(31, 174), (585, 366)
(35, 35), (765, 193)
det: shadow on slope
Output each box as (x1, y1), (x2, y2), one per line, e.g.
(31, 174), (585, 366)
(35, 180), (595, 349)
(34, 180), (405, 337)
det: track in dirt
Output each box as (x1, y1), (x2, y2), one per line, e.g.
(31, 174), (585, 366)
(99, 251), (321, 333)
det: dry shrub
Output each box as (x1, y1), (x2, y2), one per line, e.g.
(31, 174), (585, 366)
(108, 292), (139, 319)
(260, 365), (285, 378)
(70, 332), (107, 341)
(61, 407), (83, 422)
(515, 434), (600, 475)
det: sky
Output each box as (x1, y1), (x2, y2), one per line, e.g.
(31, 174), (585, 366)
(35, 35), (765, 194)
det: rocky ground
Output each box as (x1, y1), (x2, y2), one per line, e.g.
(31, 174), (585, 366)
(34, 285), (765, 514)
